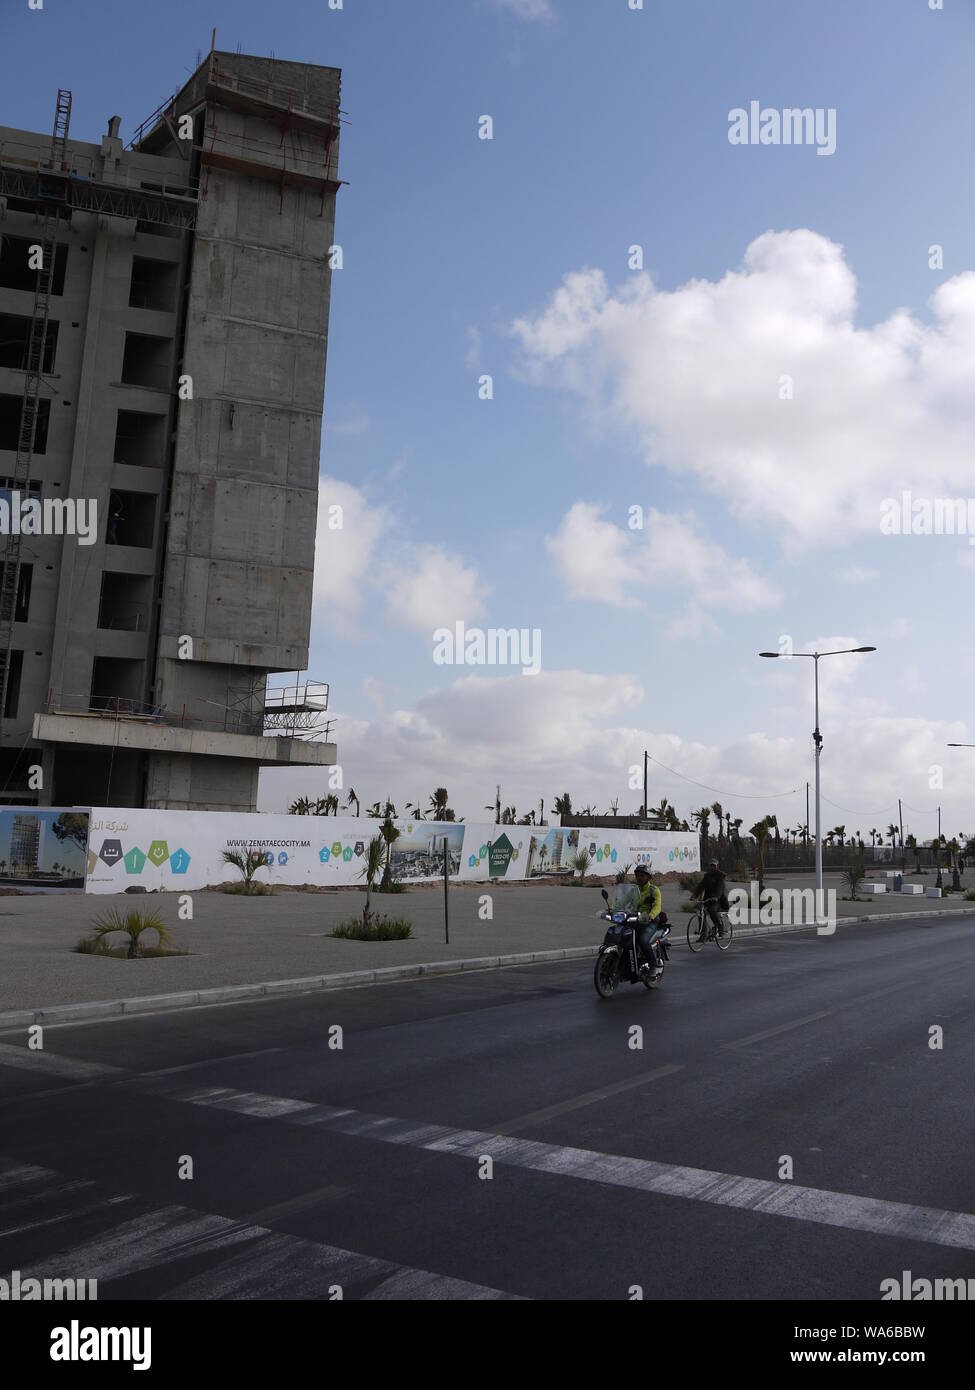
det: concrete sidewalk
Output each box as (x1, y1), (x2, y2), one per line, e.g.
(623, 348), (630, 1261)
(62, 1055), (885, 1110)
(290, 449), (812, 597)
(0, 871), (972, 1024)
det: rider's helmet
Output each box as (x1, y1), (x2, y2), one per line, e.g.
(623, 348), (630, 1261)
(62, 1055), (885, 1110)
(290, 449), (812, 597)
(634, 864), (650, 879)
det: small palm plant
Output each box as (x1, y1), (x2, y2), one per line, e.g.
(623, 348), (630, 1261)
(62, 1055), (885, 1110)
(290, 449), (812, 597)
(221, 848), (271, 894)
(359, 833), (385, 928)
(843, 849), (866, 901)
(750, 817), (774, 898)
(379, 812), (400, 890)
(571, 849), (592, 883)
(88, 907), (171, 958)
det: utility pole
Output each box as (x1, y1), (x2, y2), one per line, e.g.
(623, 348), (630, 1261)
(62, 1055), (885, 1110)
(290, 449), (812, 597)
(442, 834), (449, 944)
(806, 782), (810, 865)
(898, 798), (905, 871)
(495, 783), (501, 824)
(642, 750), (648, 820)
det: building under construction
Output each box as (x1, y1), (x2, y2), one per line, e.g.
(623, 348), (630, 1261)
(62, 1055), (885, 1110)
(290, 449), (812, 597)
(0, 50), (340, 810)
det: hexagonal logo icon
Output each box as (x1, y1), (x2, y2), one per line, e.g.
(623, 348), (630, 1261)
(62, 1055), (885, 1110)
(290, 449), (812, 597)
(98, 839), (123, 866)
(331, 841), (342, 858)
(479, 844), (488, 859)
(170, 848), (190, 874)
(147, 840), (169, 867)
(342, 846), (353, 862)
(320, 846), (331, 863)
(354, 841), (364, 857)
(596, 849), (604, 862)
(610, 849), (618, 864)
(277, 851), (288, 865)
(469, 855), (477, 868)
(124, 846), (147, 875)
(603, 843), (611, 858)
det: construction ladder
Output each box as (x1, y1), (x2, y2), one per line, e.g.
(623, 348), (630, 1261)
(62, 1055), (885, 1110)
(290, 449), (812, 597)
(0, 88), (71, 735)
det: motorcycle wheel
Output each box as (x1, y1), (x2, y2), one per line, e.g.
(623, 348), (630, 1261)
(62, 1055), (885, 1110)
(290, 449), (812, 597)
(594, 952), (621, 998)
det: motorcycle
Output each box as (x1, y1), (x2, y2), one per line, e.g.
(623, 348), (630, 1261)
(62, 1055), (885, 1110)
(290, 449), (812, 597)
(594, 883), (671, 999)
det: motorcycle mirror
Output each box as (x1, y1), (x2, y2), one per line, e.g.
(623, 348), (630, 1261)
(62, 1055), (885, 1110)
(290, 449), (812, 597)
(601, 889), (609, 901)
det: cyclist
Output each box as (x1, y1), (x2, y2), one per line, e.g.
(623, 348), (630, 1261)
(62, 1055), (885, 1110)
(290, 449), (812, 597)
(633, 864), (663, 977)
(692, 858), (729, 939)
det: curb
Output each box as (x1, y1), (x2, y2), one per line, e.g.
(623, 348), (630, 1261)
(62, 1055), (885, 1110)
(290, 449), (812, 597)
(1, 907), (971, 1031)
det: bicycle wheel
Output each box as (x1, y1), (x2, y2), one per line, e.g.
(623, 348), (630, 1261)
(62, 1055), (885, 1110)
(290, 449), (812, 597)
(715, 912), (733, 951)
(686, 912), (706, 952)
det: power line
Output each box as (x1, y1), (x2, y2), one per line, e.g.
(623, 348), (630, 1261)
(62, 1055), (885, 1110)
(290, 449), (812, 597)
(645, 753), (797, 802)
(820, 795), (893, 818)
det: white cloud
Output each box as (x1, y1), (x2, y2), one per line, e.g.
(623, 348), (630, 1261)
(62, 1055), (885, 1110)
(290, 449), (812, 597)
(261, 666), (972, 844)
(382, 544), (487, 633)
(511, 231), (975, 548)
(838, 565), (878, 584)
(313, 481), (486, 638)
(465, 326), (482, 371)
(327, 408), (372, 435)
(313, 477), (391, 634)
(546, 501), (779, 628)
(491, 0), (556, 22)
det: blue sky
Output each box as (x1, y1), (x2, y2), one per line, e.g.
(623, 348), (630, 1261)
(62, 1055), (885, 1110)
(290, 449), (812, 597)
(8, 0), (975, 839)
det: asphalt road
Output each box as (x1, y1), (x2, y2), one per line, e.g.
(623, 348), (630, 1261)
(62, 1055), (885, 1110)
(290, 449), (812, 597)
(1, 913), (973, 1300)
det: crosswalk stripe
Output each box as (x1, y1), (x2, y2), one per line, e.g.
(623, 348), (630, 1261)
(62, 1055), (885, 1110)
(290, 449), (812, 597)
(0, 1042), (122, 1080)
(0, 1156), (521, 1300)
(163, 1082), (975, 1255)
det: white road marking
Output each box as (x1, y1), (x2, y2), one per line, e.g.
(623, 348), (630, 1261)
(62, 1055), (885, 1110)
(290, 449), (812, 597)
(166, 1084), (975, 1255)
(495, 1064), (683, 1132)
(0, 1155), (521, 1300)
(0, 1042), (122, 1079)
(725, 1011), (832, 1048)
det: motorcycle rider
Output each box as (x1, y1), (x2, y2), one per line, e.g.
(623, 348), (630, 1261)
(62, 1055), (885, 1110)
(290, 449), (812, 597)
(633, 864), (663, 977)
(692, 858), (729, 938)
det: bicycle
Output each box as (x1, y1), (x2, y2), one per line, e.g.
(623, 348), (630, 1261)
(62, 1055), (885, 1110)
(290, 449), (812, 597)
(686, 896), (732, 952)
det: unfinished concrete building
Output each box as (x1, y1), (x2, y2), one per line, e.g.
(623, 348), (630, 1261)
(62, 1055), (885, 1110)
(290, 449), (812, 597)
(0, 51), (340, 809)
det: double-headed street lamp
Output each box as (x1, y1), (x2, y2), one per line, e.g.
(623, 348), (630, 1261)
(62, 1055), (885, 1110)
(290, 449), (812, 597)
(759, 646), (877, 893)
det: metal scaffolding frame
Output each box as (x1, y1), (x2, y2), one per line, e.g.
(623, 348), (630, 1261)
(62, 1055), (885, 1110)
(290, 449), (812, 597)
(0, 89), (72, 734)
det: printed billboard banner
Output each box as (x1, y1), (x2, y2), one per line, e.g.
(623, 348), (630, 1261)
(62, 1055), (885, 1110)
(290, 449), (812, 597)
(0, 806), (89, 890)
(84, 807), (700, 894)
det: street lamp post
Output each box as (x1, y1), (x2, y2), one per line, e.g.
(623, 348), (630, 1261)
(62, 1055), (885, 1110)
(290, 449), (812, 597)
(759, 646), (877, 895)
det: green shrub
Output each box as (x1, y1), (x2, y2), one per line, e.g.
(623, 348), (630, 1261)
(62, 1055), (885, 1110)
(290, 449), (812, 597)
(843, 860), (866, 901)
(331, 915), (413, 941)
(965, 888), (975, 901)
(79, 906), (174, 959)
(217, 879), (274, 895)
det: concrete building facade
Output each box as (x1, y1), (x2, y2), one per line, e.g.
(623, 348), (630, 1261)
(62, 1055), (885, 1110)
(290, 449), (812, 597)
(0, 51), (340, 809)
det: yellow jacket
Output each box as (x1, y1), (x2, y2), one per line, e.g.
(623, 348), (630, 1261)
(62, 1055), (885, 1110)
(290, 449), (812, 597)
(636, 880), (662, 920)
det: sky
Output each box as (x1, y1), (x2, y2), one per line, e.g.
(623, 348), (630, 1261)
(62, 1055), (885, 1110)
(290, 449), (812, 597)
(6, 0), (975, 842)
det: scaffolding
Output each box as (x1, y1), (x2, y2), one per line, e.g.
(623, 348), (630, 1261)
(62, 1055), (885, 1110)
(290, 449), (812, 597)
(263, 679), (332, 740)
(0, 89), (72, 732)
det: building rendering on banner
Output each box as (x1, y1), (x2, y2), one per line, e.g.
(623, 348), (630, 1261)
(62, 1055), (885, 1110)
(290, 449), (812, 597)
(0, 50), (340, 810)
